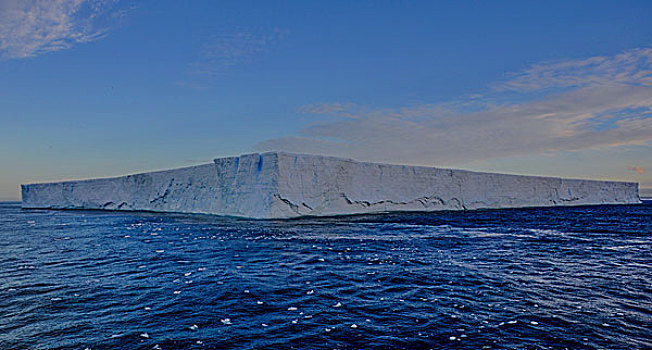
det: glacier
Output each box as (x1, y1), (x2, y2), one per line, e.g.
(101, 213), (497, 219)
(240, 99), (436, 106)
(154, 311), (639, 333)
(21, 152), (641, 219)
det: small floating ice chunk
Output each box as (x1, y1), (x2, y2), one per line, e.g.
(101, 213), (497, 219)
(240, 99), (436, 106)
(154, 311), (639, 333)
(333, 302), (342, 308)
(189, 324), (199, 331)
(325, 327), (332, 332)
(288, 306), (298, 311)
(144, 307), (151, 311)
(154, 250), (164, 253)
(508, 320), (517, 324)
(449, 336), (456, 341)
(350, 324), (358, 329)
(140, 333), (150, 338)
(173, 290), (181, 295)
(602, 323), (610, 327)
(291, 319), (298, 324)
(184, 272), (192, 277)
(244, 289), (250, 294)
(257, 301), (264, 305)
(196, 341), (203, 345)
(221, 318), (231, 325)
(198, 267), (206, 271)
(261, 323), (268, 327)
(530, 321), (538, 325)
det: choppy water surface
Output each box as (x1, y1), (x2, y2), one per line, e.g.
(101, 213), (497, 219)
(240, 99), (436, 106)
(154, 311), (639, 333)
(0, 202), (651, 350)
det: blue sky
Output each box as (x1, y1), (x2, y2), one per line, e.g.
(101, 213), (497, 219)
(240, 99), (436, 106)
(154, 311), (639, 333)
(1, 0), (651, 200)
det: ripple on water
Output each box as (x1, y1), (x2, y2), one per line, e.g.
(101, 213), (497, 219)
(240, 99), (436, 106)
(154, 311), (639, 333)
(0, 202), (650, 349)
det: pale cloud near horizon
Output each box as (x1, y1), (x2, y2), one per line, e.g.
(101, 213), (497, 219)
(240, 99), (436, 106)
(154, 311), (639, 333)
(0, 0), (121, 59)
(627, 165), (645, 175)
(257, 48), (652, 167)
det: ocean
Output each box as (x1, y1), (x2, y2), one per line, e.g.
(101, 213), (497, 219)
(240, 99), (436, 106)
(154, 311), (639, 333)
(0, 201), (650, 349)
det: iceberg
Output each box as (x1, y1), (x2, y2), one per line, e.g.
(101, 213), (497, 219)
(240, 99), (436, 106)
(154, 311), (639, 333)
(21, 152), (641, 218)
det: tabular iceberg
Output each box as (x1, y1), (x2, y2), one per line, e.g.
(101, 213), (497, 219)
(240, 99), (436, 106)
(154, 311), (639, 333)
(21, 152), (641, 218)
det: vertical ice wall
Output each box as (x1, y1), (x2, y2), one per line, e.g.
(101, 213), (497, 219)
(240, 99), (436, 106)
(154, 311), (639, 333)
(272, 153), (641, 217)
(21, 153), (282, 218)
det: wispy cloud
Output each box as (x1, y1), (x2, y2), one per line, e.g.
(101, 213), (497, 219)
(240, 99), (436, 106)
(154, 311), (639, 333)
(627, 165), (645, 175)
(183, 27), (288, 85)
(257, 47), (652, 166)
(496, 48), (652, 91)
(0, 0), (122, 60)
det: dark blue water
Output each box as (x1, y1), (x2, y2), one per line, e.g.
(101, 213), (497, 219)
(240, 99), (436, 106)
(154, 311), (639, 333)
(1, 202), (650, 350)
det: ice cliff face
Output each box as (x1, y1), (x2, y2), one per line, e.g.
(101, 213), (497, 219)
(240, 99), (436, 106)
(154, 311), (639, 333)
(21, 152), (641, 219)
